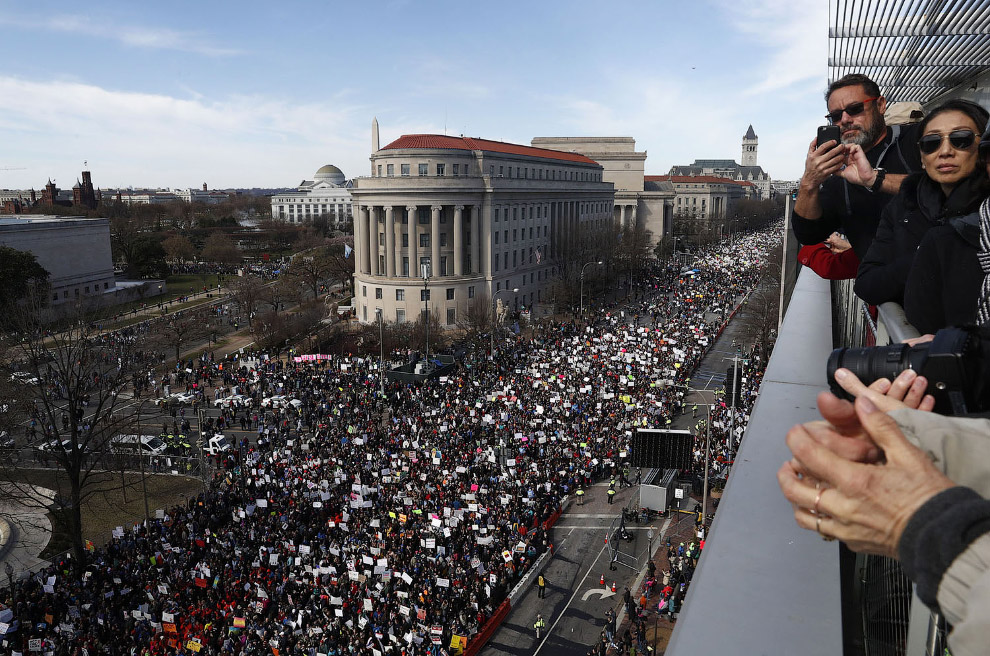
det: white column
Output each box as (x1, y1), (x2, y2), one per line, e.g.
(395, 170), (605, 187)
(357, 205), (368, 274)
(619, 204), (627, 229)
(481, 204), (491, 279)
(431, 205), (441, 277)
(393, 207), (403, 277)
(407, 206), (418, 277)
(471, 206), (480, 275)
(369, 207), (379, 276)
(384, 206), (395, 278)
(453, 205), (464, 276)
(630, 203), (637, 228)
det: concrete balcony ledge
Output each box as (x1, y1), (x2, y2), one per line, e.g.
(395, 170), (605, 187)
(667, 267), (843, 655)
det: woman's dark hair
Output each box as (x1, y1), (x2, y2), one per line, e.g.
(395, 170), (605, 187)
(918, 99), (990, 137)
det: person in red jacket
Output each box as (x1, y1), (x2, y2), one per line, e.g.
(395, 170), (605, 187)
(798, 232), (860, 280)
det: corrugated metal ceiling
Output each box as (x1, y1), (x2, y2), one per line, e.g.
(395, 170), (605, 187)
(829, 0), (990, 102)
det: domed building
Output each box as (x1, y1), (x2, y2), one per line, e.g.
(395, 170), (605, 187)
(270, 164), (353, 226)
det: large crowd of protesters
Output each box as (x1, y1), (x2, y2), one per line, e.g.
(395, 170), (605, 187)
(0, 227), (781, 656)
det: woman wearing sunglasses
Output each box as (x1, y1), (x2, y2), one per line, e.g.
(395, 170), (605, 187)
(903, 122), (990, 334)
(854, 99), (990, 309)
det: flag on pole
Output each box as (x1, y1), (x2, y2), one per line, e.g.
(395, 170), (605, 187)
(344, 244), (353, 258)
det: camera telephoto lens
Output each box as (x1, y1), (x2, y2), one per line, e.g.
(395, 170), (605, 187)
(826, 343), (930, 401)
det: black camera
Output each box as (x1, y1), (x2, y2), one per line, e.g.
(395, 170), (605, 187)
(826, 326), (990, 415)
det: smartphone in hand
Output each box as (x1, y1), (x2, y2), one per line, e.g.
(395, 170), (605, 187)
(817, 125), (841, 149)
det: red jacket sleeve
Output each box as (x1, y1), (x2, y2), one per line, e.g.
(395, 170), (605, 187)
(798, 244), (860, 280)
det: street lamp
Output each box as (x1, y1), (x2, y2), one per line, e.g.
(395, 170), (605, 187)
(376, 308), (385, 397)
(490, 287), (519, 357)
(422, 263), (432, 369)
(579, 260), (603, 316)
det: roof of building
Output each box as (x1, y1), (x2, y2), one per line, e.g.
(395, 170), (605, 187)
(669, 162), (769, 179)
(380, 135), (599, 165)
(313, 164), (346, 184)
(744, 125), (757, 139)
(647, 175), (753, 186)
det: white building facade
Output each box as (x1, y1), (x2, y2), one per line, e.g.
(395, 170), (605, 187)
(351, 127), (613, 325)
(270, 165), (353, 227)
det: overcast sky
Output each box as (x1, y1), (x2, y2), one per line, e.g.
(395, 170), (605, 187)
(0, 0), (828, 191)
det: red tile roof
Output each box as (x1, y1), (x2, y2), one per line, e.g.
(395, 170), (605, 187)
(381, 135), (599, 165)
(646, 174), (753, 186)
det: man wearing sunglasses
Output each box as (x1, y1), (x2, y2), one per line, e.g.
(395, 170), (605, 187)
(792, 74), (923, 261)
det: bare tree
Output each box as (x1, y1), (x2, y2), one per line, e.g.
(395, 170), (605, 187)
(161, 234), (197, 264)
(228, 275), (266, 326)
(284, 246), (334, 300)
(157, 312), (212, 364)
(0, 302), (146, 571)
(457, 292), (493, 342)
(200, 232), (241, 265)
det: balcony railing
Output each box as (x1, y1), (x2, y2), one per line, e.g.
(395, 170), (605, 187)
(667, 264), (944, 655)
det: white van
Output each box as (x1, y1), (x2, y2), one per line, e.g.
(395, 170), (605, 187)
(112, 434), (168, 456)
(203, 434), (232, 456)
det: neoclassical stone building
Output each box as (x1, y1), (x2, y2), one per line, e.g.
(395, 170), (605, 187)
(531, 137), (675, 245)
(350, 121), (614, 324)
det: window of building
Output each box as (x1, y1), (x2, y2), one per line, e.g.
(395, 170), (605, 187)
(436, 163), (445, 176)
(363, 306), (367, 321)
(420, 289), (431, 301)
(387, 164), (394, 176)
(379, 232), (384, 246)
(362, 286), (367, 297)
(496, 282), (501, 291)
(504, 230), (508, 243)
(379, 255), (385, 272)
(494, 232), (499, 245)
(396, 289), (405, 301)
(396, 308), (406, 323)
(446, 288), (454, 300)
(440, 256), (448, 275)
(402, 233), (409, 247)
(418, 208), (429, 224)
(446, 308), (456, 325)
(513, 229), (517, 242)
(439, 233), (447, 247)
(418, 163), (428, 176)
(420, 233), (430, 248)
(504, 253), (508, 268)
(375, 288), (383, 299)
(468, 286), (475, 298)
(453, 164), (459, 176)
(377, 165), (382, 177)
(499, 166), (503, 176)
(529, 227), (533, 239)
(401, 164), (410, 176)
(402, 258), (409, 276)
(513, 251), (517, 267)
(420, 258), (431, 277)
(493, 258), (499, 272)
(490, 165), (495, 176)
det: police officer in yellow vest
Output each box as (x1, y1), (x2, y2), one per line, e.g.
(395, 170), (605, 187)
(576, 486), (585, 505)
(534, 613), (546, 639)
(537, 572), (549, 598)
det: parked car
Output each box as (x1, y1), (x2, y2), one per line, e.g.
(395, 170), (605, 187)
(160, 392), (197, 405)
(9, 372), (39, 385)
(261, 395), (302, 409)
(213, 394), (253, 408)
(110, 434), (168, 456)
